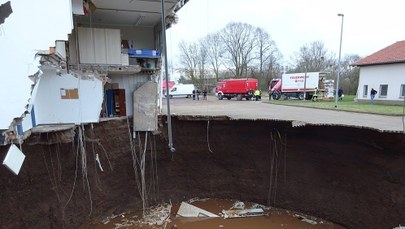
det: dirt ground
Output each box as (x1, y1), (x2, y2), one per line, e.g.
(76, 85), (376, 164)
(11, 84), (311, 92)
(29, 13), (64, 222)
(1, 99), (405, 228)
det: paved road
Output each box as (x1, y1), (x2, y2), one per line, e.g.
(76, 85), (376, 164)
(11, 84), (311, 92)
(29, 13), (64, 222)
(161, 95), (405, 132)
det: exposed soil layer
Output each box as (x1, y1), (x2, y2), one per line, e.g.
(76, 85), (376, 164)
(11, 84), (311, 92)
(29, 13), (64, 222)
(1, 117), (405, 229)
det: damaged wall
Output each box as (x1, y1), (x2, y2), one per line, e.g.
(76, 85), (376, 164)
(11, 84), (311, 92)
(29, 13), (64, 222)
(33, 68), (103, 125)
(133, 81), (158, 131)
(0, 117), (404, 229)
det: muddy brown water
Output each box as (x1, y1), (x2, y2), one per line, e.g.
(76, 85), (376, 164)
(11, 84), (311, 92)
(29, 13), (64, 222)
(88, 199), (345, 229)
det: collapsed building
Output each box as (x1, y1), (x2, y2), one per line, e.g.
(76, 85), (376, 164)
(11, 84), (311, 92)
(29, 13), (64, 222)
(4, 0), (188, 143)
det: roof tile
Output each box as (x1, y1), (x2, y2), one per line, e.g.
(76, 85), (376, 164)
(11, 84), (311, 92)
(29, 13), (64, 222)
(353, 40), (405, 66)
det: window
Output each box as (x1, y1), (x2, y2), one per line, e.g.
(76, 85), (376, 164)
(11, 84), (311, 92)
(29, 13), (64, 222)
(363, 85), (368, 97)
(400, 84), (405, 98)
(379, 84), (388, 97)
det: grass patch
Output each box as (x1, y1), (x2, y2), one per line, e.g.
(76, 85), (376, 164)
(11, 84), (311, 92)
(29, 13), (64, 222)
(262, 95), (405, 116)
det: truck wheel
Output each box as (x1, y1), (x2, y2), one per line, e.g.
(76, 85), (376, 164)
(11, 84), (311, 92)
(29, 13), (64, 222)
(272, 92), (281, 100)
(312, 96), (318, 102)
(236, 94), (243, 101)
(246, 97), (251, 101)
(227, 97), (231, 100)
(218, 94), (223, 100)
(298, 93), (304, 100)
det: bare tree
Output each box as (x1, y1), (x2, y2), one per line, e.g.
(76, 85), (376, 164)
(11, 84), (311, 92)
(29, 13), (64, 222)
(253, 27), (283, 90)
(177, 22), (283, 90)
(220, 22), (257, 77)
(339, 54), (361, 95)
(202, 32), (224, 82)
(291, 41), (334, 72)
(177, 39), (210, 88)
(178, 40), (199, 82)
(255, 27), (273, 75)
(196, 42), (208, 89)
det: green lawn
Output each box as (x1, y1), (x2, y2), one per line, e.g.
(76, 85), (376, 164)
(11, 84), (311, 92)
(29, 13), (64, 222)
(262, 95), (405, 116)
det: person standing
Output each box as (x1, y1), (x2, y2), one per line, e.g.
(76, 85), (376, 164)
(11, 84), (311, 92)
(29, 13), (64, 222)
(338, 87), (344, 101)
(254, 89), (260, 101)
(370, 88), (377, 104)
(192, 89), (196, 100)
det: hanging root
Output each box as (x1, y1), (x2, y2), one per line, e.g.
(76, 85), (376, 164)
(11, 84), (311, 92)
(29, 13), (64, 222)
(64, 126), (80, 210)
(127, 117), (142, 198)
(63, 125), (93, 216)
(207, 120), (213, 153)
(79, 124), (93, 216)
(95, 142), (113, 171)
(126, 116), (160, 218)
(267, 129), (286, 207)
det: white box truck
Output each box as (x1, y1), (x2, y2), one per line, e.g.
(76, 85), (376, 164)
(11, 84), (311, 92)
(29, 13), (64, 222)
(268, 72), (328, 100)
(166, 84), (195, 98)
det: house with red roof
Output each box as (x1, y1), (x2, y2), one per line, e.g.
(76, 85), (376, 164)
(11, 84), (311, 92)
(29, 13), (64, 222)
(353, 40), (405, 104)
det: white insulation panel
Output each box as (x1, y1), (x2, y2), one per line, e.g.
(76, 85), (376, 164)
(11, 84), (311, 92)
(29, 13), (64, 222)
(3, 144), (26, 175)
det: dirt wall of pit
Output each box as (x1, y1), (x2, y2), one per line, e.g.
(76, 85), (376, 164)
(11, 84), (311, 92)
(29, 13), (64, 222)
(0, 117), (404, 229)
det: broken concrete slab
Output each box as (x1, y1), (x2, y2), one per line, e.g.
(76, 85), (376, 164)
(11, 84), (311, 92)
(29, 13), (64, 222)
(177, 202), (219, 218)
(221, 208), (265, 219)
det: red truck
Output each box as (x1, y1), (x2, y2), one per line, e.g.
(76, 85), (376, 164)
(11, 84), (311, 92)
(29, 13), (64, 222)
(215, 78), (258, 100)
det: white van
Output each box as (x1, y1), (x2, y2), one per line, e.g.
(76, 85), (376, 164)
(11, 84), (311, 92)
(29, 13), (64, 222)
(166, 84), (195, 98)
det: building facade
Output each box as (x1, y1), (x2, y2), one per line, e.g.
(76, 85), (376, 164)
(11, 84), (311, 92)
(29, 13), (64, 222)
(354, 40), (405, 104)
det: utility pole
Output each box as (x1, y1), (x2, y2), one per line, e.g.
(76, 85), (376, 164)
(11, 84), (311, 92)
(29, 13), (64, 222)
(161, 0), (175, 153)
(335, 13), (344, 108)
(303, 66), (307, 100)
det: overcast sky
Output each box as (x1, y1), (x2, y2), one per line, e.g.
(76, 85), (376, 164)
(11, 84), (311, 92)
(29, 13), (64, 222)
(167, 0), (405, 68)
(1, 0), (405, 128)
(0, 0), (71, 129)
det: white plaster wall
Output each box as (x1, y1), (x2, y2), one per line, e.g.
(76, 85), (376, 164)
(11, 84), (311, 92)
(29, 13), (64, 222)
(108, 74), (150, 116)
(77, 27), (121, 64)
(357, 63), (405, 101)
(119, 27), (155, 49)
(34, 68), (103, 125)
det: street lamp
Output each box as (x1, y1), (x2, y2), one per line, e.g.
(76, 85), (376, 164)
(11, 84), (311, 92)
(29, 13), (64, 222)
(335, 13), (344, 108)
(303, 66), (307, 100)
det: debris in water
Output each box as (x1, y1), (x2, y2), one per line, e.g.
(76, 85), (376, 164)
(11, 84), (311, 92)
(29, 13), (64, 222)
(221, 208), (265, 219)
(142, 203), (172, 226)
(108, 203), (172, 228)
(302, 218), (318, 225)
(293, 213), (318, 225)
(177, 201), (219, 217)
(187, 197), (210, 203)
(251, 203), (268, 210)
(231, 201), (245, 209)
(221, 200), (266, 219)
